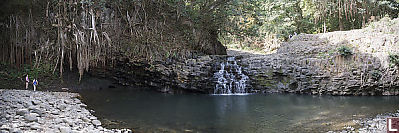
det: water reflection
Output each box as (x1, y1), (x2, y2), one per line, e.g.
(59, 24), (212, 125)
(79, 89), (399, 133)
(214, 95), (248, 117)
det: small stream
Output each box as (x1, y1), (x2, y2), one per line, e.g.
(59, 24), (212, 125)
(79, 87), (399, 133)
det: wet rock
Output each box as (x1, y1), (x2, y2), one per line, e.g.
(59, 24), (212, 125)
(79, 104), (87, 108)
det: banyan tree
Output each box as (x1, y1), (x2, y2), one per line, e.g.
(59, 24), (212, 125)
(0, 0), (227, 82)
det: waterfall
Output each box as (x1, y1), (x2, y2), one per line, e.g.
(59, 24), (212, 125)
(214, 57), (249, 95)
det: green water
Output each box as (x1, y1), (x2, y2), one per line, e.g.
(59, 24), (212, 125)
(79, 88), (399, 133)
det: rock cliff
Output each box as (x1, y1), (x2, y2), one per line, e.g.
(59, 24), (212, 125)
(243, 18), (399, 95)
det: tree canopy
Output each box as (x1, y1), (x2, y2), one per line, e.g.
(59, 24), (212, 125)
(186, 0), (399, 50)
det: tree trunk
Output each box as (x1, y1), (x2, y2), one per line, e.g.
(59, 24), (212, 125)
(294, 0), (304, 33)
(338, 0), (344, 31)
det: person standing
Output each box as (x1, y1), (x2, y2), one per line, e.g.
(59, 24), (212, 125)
(25, 74), (29, 89)
(33, 79), (38, 91)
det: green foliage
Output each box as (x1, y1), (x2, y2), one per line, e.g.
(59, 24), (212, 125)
(317, 49), (336, 59)
(0, 62), (56, 81)
(337, 46), (353, 57)
(389, 53), (399, 66)
(217, 0), (399, 50)
(104, 0), (399, 52)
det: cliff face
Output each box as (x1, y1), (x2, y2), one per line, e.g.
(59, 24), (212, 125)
(99, 56), (222, 93)
(241, 18), (399, 95)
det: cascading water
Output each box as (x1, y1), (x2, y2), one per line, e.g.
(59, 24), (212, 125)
(214, 56), (249, 95)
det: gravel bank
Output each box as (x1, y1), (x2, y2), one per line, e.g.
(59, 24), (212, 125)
(0, 89), (131, 133)
(330, 110), (399, 133)
(357, 111), (399, 133)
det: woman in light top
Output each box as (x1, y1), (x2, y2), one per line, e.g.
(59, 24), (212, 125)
(25, 75), (29, 89)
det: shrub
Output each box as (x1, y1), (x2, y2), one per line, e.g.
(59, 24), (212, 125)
(389, 53), (399, 66)
(371, 70), (382, 80)
(337, 45), (353, 57)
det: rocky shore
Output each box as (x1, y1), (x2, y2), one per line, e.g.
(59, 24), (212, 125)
(0, 89), (131, 133)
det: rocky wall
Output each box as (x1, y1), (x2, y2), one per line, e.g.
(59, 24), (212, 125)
(93, 29), (399, 96)
(91, 55), (227, 94)
(242, 34), (399, 95)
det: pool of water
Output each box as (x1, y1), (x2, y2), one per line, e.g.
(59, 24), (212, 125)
(79, 88), (399, 133)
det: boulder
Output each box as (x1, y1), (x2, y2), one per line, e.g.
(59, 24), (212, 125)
(59, 127), (71, 133)
(31, 100), (40, 105)
(92, 120), (101, 126)
(24, 113), (38, 122)
(16, 109), (28, 116)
